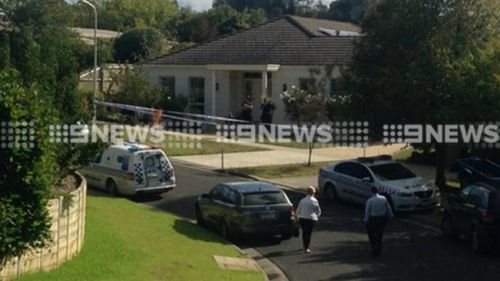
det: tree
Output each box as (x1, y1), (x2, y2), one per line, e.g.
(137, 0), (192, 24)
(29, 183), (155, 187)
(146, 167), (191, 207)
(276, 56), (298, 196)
(167, 5), (266, 43)
(108, 67), (163, 107)
(281, 67), (333, 166)
(113, 27), (166, 63)
(222, 0), (291, 17)
(328, 0), (372, 23)
(0, 0), (97, 258)
(69, 0), (178, 32)
(0, 69), (57, 259)
(342, 0), (500, 187)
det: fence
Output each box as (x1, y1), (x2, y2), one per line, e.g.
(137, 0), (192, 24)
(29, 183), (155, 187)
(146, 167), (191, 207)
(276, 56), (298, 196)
(0, 175), (87, 280)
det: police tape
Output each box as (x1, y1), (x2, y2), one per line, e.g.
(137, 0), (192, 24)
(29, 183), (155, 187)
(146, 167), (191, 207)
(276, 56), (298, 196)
(96, 101), (252, 126)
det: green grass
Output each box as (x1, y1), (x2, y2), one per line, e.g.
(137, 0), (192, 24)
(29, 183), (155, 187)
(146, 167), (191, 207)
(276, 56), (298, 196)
(256, 139), (325, 149)
(226, 161), (332, 179)
(161, 139), (266, 157)
(17, 192), (263, 281)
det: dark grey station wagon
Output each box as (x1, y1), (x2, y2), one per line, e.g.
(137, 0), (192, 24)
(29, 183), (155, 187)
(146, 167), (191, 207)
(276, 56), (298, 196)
(195, 181), (296, 240)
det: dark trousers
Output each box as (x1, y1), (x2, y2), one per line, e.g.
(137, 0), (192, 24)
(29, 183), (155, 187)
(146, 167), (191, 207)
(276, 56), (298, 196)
(299, 218), (315, 249)
(367, 216), (388, 255)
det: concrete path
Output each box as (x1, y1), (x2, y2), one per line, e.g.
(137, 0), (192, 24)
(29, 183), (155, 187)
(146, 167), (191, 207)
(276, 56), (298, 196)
(172, 143), (406, 169)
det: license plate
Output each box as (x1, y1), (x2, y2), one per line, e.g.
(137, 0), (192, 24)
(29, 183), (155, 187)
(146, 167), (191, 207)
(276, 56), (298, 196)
(147, 173), (158, 178)
(260, 212), (276, 220)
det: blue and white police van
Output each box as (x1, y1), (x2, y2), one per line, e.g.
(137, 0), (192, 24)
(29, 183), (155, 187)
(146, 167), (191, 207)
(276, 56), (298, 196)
(81, 143), (176, 195)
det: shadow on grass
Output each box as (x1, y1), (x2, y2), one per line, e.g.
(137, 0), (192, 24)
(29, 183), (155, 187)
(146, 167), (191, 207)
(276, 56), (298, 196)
(172, 218), (231, 245)
(87, 185), (164, 202)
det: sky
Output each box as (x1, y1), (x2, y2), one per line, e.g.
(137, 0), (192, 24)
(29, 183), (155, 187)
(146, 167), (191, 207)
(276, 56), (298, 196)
(178, 0), (336, 12)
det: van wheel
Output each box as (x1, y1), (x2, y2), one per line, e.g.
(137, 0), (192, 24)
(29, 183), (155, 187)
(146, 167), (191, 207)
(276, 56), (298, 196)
(106, 179), (119, 197)
(195, 204), (205, 227)
(470, 227), (486, 254)
(324, 183), (338, 202)
(441, 214), (457, 239)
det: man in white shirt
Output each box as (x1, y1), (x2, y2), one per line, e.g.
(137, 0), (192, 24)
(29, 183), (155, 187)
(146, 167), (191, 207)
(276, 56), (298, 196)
(364, 186), (394, 256)
(296, 186), (321, 253)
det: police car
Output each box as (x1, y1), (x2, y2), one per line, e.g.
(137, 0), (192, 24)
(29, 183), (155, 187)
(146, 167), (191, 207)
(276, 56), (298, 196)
(318, 155), (440, 211)
(80, 143), (176, 195)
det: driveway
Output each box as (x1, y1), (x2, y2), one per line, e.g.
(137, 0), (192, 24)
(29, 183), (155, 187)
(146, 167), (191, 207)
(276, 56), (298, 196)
(141, 160), (500, 281)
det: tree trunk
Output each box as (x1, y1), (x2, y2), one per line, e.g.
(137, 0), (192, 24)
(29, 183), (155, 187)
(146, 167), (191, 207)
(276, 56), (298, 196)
(435, 143), (447, 188)
(307, 142), (313, 166)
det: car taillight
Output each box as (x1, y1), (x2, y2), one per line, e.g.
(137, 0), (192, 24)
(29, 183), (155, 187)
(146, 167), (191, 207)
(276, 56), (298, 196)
(482, 212), (494, 222)
(124, 172), (134, 180)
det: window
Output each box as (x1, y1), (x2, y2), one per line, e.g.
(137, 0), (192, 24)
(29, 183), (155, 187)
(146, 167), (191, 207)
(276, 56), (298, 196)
(243, 191), (288, 206)
(210, 184), (224, 201)
(93, 153), (102, 164)
(334, 162), (354, 174)
(189, 77), (205, 113)
(470, 186), (489, 212)
(371, 163), (416, 180)
(159, 76), (175, 97)
(189, 77), (205, 114)
(220, 187), (237, 205)
(460, 185), (474, 197)
(299, 78), (316, 91)
(330, 79), (337, 97)
(335, 162), (372, 180)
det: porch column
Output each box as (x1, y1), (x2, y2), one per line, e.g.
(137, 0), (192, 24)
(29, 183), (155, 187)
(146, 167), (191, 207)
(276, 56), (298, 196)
(211, 70), (216, 116)
(261, 71), (268, 97)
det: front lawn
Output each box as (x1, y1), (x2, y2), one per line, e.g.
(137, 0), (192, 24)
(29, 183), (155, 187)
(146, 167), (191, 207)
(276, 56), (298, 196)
(17, 192), (262, 281)
(162, 138), (266, 157)
(226, 161), (332, 179)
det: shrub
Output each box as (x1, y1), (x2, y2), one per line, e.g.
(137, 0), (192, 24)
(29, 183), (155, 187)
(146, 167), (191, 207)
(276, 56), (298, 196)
(0, 69), (57, 259)
(113, 27), (165, 63)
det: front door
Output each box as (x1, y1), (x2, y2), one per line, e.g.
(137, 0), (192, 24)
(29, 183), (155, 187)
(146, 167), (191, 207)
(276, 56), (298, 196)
(243, 79), (262, 122)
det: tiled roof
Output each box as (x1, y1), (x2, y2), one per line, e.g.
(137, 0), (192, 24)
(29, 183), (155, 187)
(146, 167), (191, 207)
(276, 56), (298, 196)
(147, 15), (360, 66)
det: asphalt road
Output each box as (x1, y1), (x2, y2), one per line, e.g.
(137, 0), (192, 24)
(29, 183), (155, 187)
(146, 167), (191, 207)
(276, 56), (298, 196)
(140, 160), (500, 281)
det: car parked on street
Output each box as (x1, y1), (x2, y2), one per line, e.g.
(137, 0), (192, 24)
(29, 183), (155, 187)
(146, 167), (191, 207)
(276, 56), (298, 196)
(441, 182), (500, 253)
(318, 155), (441, 211)
(80, 142), (176, 195)
(195, 181), (297, 240)
(450, 157), (500, 188)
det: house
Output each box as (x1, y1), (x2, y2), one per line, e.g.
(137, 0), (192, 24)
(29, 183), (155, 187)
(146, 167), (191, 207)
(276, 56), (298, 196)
(141, 15), (361, 123)
(79, 63), (132, 92)
(71, 27), (122, 45)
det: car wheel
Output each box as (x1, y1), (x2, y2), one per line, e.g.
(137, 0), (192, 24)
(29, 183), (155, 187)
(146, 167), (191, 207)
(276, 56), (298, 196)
(441, 214), (457, 239)
(195, 204), (205, 227)
(470, 228), (486, 254)
(220, 220), (231, 240)
(106, 179), (119, 197)
(281, 233), (292, 240)
(324, 183), (338, 202)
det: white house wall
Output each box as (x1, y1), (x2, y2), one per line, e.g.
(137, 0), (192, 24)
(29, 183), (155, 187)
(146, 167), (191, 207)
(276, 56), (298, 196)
(140, 64), (342, 124)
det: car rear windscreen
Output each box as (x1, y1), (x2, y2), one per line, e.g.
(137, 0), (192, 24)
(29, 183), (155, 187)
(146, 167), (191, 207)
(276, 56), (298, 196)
(243, 192), (288, 206)
(371, 163), (416, 180)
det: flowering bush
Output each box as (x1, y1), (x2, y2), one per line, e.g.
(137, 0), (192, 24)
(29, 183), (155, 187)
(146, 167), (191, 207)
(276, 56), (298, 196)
(280, 85), (332, 124)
